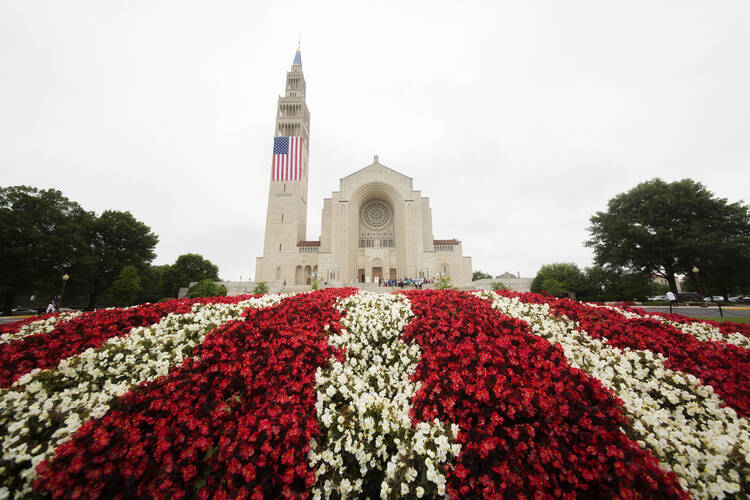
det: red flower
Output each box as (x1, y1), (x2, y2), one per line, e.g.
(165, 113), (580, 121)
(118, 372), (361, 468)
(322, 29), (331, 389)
(34, 289), (357, 499)
(404, 289), (688, 499)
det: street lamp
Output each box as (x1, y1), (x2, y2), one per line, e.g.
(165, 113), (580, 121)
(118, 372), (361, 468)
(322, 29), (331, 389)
(692, 266), (706, 308)
(59, 274), (70, 310)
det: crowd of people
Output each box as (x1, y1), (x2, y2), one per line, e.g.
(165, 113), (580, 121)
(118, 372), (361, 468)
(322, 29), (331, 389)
(379, 277), (433, 288)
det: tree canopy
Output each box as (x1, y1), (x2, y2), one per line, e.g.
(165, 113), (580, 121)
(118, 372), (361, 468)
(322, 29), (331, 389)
(584, 265), (653, 302)
(530, 263), (586, 298)
(87, 210), (159, 307)
(472, 270), (492, 281)
(0, 187), (93, 313)
(586, 178), (750, 297)
(186, 279), (227, 299)
(0, 186), (159, 313)
(108, 265), (143, 306)
(161, 254), (220, 297)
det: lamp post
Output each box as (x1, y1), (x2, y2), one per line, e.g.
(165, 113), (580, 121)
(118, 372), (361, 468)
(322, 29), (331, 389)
(59, 274), (70, 311)
(692, 266), (706, 308)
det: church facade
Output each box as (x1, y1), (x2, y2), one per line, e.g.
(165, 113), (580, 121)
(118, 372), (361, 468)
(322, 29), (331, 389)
(255, 47), (472, 286)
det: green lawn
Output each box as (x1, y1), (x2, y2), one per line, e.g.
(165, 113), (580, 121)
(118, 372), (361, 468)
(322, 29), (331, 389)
(693, 316), (750, 324)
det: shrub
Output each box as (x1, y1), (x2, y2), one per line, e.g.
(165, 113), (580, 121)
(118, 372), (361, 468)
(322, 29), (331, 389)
(186, 280), (227, 298)
(435, 275), (454, 290)
(490, 281), (508, 291)
(253, 281), (269, 295)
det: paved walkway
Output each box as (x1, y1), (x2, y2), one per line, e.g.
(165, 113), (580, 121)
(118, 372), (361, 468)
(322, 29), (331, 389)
(0, 315), (34, 326)
(639, 305), (750, 319)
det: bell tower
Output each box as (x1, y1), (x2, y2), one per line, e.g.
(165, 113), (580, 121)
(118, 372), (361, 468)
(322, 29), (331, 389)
(256, 44), (311, 283)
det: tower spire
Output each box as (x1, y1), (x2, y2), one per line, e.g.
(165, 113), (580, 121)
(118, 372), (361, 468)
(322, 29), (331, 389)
(293, 38), (302, 66)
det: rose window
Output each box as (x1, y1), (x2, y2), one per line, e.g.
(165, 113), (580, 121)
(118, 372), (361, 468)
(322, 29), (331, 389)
(362, 201), (391, 229)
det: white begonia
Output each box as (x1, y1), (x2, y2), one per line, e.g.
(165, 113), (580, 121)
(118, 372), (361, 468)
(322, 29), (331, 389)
(0, 294), (284, 498)
(309, 293), (460, 499)
(0, 311), (83, 344)
(478, 290), (750, 500)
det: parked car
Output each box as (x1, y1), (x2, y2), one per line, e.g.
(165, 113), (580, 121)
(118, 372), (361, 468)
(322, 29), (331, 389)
(677, 292), (701, 301)
(647, 295), (668, 301)
(11, 307), (38, 316)
(729, 296), (750, 303)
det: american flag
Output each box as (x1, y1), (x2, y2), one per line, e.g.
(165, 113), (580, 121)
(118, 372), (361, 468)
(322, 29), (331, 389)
(272, 136), (302, 181)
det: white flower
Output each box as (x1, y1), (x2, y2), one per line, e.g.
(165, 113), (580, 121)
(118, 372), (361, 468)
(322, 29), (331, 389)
(309, 293), (460, 499)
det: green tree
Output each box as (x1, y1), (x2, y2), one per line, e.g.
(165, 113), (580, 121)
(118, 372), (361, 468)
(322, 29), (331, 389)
(253, 281), (269, 295)
(87, 210), (158, 308)
(0, 186), (95, 315)
(587, 178), (750, 298)
(530, 263), (586, 298)
(472, 270), (492, 281)
(584, 265), (652, 302)
(137, 264), (169, 303)
(162, 254), (220, 297)
(108, 265), (143, 306)
(187, 279), (227, 298)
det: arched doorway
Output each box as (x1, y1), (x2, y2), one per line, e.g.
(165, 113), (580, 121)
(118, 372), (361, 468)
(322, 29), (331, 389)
(295, 265), (303, 285)
(371, 257), (384, 284)
(348, 183), (405, 284)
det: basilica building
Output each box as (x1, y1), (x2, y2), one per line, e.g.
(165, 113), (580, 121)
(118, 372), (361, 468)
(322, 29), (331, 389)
(255, 46), (472, 286)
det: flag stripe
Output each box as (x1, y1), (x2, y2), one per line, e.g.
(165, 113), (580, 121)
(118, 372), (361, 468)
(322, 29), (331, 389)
(291, 136), (296, 180)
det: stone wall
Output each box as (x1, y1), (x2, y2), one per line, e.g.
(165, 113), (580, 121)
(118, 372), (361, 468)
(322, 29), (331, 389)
(465, 277), (534, 293)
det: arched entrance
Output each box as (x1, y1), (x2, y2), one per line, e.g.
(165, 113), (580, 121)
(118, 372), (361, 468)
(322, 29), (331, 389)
(348, 183), (406, 283)
(371, 257), (384, 284)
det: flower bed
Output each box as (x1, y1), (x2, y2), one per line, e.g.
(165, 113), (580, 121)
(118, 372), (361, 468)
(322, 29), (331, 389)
(0, 297), (250, 387)
(0, 311), (82, 345)
(0, 289), (748, 499)
(511, 292), (750, 418)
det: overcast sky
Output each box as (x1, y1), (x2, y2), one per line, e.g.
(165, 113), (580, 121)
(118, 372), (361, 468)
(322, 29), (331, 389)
(2, 1), (749, 280)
